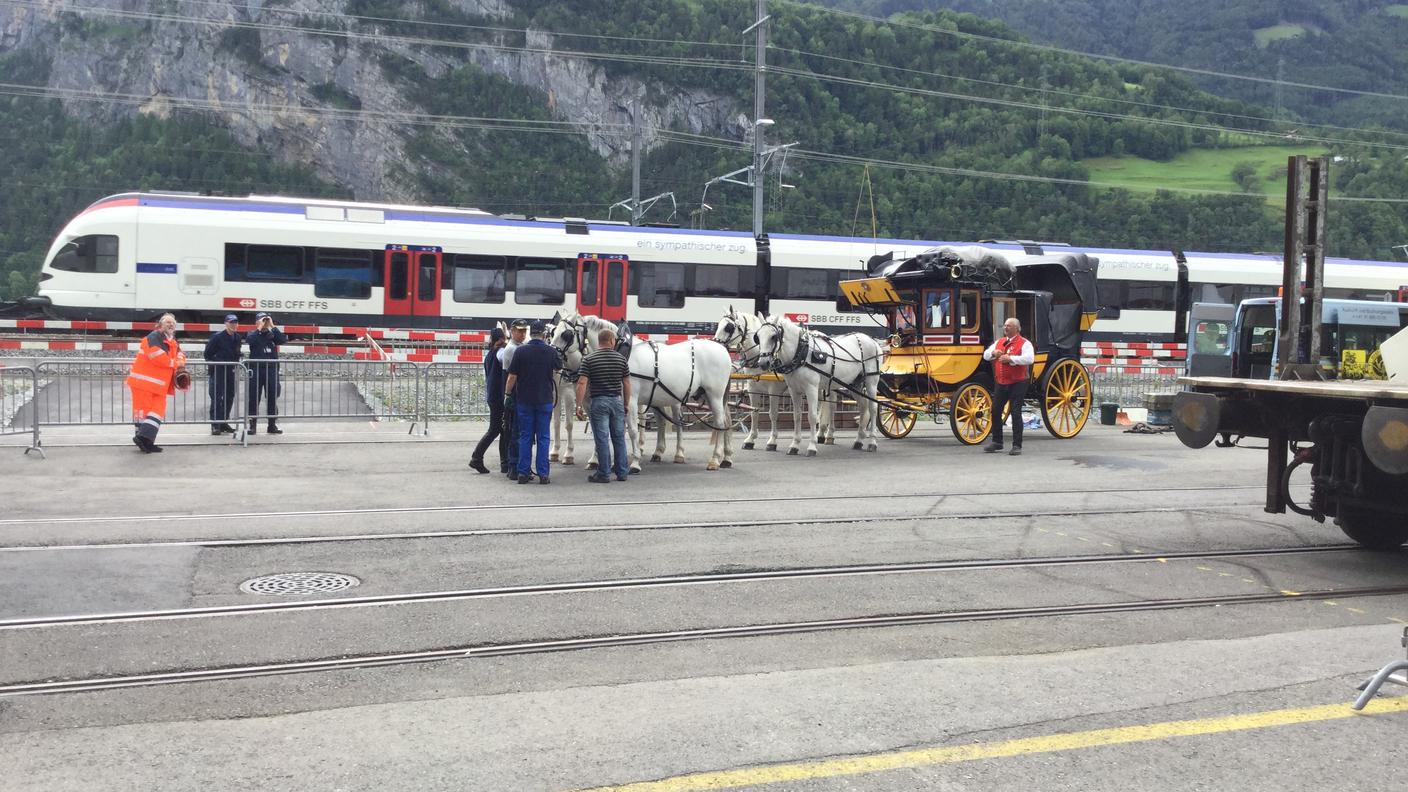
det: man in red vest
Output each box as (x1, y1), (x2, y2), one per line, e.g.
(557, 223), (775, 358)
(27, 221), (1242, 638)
(983, 317), (1034, 456)
(125, 313), (189, 453)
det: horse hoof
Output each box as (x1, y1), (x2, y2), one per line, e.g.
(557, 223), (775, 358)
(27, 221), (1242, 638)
(852, 441), (863, 450)
(826, 437), (836, 445)
(674, 457), (686, 464)
(630, 465), (642, 474)
(719, 459), (732, 468)
(586, 461), (598, 470)
(807, 449), (817, 457)
(650, 454), (663, 463)
(787, 448), (799, 456)
(866, 445), (878, 452)
(562, 458), (574, 466)
(742, 442), (755, 450)
(766, 444), (778, 452)
(707, 463), (719, 471)
(549, 453), (559, 462)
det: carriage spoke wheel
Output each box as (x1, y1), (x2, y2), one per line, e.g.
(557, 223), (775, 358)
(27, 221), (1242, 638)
(949, 381), (993, 445)
(878, 401), (917, 439)
(1041, 358), (1092, 439)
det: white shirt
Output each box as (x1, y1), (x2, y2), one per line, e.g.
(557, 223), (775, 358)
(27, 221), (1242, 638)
(983, 335), (1034, 366)
(498, 338), (520, 367)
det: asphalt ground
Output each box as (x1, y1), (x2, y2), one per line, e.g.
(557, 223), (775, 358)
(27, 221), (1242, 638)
(2, 419), (1407, 791)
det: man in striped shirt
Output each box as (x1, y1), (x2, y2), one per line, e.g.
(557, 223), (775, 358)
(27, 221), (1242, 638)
(575, 328), (633, 483)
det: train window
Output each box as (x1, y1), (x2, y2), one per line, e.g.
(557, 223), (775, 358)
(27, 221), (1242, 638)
(1124, 281), (1175, 311)
(694, 264), (743, 297)
(580, 259), (598, 307)
(1191, 283), (1239, 304)
(1096, 281), (1123, 313)
(638, 262), (686, 308)
(417, 253), (438, 301)
(313, 249), (373, 300)
(1242, 284), (1278, 300)
(246, 245), (304, 281)
(775, 267), (837, 300)
(452, 255), (506, 303)
(50, 234), (119, 274)
(605, 260), (624, 307)
(515, 257), (566, 305)
(388, 252), (409, 300)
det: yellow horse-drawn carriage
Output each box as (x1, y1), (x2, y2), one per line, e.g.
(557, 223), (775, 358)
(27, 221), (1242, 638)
(840, 246), (1100, 444)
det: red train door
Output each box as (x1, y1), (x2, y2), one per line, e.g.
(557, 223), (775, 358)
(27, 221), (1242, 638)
(383, 246), (443, 319)
(576, 253), (628, 323)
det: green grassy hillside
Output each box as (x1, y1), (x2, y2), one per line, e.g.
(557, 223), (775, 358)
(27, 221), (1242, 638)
(1083, 145), (1327, 202)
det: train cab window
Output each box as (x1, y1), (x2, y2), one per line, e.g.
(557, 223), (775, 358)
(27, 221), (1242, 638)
(514, 257), (566, 305)
(50, 234), (119, 274)
(452, 255), (505, 303)
(923, 289), (954, 332)
(246, 245), (304, 281)
(313, 249), (373, 299)
(638, 262), (686, 308)
(959, 290), (980, 332)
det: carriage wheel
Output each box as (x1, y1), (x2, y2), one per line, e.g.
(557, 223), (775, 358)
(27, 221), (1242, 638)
(949, 381), (993, 445)
(878, 400), (917, 439)
(1041, 358), (1092, 439)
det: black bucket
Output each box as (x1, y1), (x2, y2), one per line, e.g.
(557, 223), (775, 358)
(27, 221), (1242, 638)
(1099, 402), (1119, 426)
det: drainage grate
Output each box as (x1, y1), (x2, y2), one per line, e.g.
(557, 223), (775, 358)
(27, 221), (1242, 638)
(239, 572), (361, 596)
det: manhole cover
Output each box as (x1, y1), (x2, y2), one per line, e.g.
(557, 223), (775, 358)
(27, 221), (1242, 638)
(239, 572), (361, 596)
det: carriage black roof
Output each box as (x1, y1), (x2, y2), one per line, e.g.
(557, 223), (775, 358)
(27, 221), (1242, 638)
(876, 246), (1098, 312)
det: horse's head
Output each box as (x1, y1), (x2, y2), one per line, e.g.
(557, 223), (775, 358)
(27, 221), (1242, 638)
(712, 306), (751, 352)
(549, 312), (589, 363)
(753, 314), (788, 370)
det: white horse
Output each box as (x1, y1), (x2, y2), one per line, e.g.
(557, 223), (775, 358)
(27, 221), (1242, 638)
(552, 312), (735, 472)
(547, 322), (581, 466)
(712, 307), (835, 450)
(755, 316), (884, 456)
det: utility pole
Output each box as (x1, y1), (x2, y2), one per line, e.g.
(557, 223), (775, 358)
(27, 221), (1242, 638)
(631, 100), (643, 226)
(750, 0), (768, 239)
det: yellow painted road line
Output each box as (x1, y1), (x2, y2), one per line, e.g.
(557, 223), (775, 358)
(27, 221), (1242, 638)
(574, 698), (1408, 792)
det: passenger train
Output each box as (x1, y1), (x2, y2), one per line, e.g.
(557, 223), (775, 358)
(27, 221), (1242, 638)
(27, 191), (1408, 342)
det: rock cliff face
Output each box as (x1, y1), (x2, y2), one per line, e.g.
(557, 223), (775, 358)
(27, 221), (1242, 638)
(0, 0), (741, 201)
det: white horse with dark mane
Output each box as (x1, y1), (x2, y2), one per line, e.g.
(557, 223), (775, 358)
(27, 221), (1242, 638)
(550, 312), (736, 472)
(711, 307), (834, 450)
(547, 325), (582, 466)
(755, 316), (884, 456)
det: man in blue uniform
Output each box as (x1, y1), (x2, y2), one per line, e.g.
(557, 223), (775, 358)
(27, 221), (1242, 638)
(203, 314), (242, 435)
(505, 319), (561, 484)
(469, 326), (508, 474)
(246, 312), (287, 435)
(499, 319), (528, 478)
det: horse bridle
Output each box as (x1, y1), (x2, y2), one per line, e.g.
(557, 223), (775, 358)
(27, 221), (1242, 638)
(552, 317), (591, 381)
(719, 309), (767, 368)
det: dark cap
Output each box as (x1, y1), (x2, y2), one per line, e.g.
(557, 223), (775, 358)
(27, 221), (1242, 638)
(489, 327), (505, 342)
(510, 318), (530, 330)
(255, 312), (270, 320)
(224, 314), (239, 323)
(529, 319), (547, 335)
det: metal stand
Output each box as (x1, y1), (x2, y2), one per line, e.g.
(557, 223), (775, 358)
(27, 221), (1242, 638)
(1354, 627), (1408, 710)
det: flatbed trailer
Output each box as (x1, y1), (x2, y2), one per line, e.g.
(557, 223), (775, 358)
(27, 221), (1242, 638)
(1173, 376), (1408, 548)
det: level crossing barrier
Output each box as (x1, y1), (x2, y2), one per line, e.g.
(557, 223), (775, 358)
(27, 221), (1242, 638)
(0, 363), (42, 455)
(1089, 363), (1184, 409)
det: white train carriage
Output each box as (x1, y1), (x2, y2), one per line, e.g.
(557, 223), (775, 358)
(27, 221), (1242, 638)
(30, 191), (1408, 340)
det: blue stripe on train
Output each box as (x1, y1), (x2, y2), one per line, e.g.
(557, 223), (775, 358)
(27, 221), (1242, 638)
(136, 262), (177, 274)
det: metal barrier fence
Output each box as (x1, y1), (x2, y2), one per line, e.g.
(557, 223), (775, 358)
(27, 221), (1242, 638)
(1, 364), (41, 454)
(247, 359), (422, 429)
(1089, 365), (1183, 409)
(420, 362), (491, 426)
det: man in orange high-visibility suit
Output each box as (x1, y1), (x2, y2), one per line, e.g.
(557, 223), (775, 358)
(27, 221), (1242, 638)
(126, 313), (188, 453)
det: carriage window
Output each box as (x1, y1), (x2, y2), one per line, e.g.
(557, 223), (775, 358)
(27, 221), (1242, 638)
(959, 290), (980, 332)
(314, 248), (373, 299)
(246, 245), (304, 281)
(638, 262), (686, 308)
(50, 234), (119, 274)
(924, 290), (953, 332)
(453, 255), (505, 303)
(893, 303), (918, 334)
(695, 264), (743, 297)
(514, 257), (566, 305)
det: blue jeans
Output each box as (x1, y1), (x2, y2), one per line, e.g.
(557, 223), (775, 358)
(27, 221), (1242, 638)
(516, 402), (553, 477)
(589, 395), (629, 479)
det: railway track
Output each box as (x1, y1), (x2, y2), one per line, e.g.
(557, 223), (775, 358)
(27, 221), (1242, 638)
(0, 545), (1360, 631)
(6, 578), (1404, 698)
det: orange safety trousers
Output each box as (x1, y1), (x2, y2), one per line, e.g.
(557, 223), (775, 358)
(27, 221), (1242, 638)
(131, 387), (168, 442)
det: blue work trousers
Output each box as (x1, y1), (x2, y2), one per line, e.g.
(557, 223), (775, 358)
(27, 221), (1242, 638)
(589, 395), (630, 479)
(516, 402), (553, 478)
